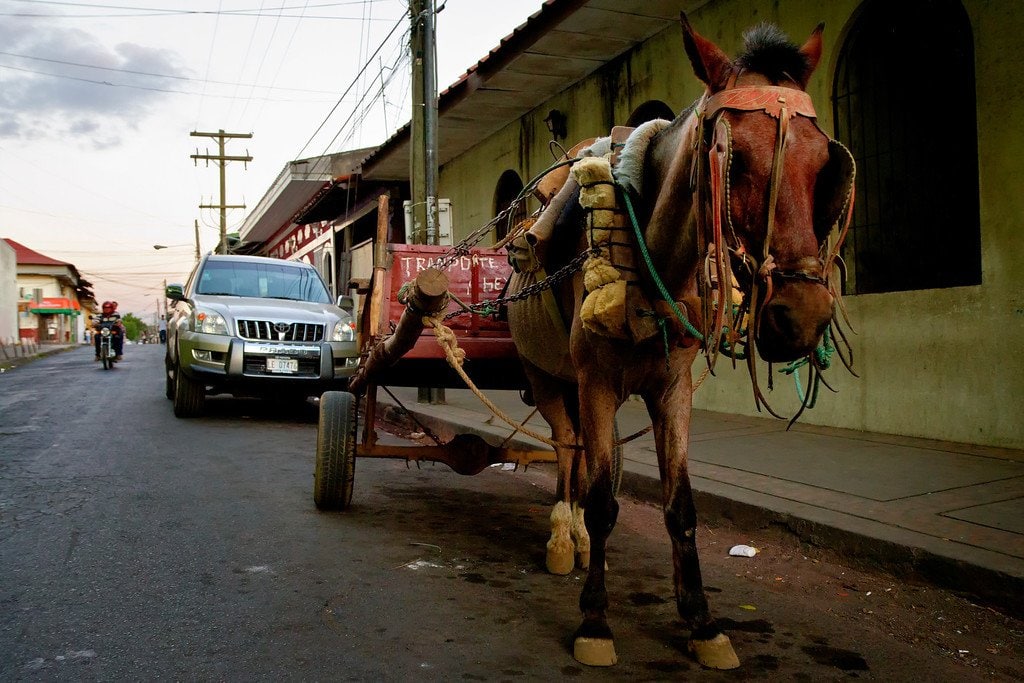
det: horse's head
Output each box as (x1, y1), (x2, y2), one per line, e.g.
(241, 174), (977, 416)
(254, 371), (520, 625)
(681, 16), (854, 363)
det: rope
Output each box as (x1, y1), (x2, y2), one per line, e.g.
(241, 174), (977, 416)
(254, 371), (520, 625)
(620, 190), (705, 342)
(778, 326), (834, 407)
(422, 315), (571, 449)
(421, 314), (716, 451)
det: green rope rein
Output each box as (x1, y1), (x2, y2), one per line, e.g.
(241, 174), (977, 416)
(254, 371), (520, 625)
(779, 326), (834, 406)
(620, 180), (835, 406)
(619, 188), (705, 342)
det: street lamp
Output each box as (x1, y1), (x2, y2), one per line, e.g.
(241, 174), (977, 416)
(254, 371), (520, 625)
(155, 221), (202, 262)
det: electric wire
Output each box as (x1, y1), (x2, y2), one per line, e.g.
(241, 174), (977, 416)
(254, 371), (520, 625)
(292, 12), (404, 160)
(0, 50), (340, 94)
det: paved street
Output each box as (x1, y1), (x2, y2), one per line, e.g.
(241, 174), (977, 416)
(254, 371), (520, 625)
(0, 345), (1021, 680)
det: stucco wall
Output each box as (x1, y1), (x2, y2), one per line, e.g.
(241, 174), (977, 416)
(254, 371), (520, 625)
(0, 241), (16, 341)
(437, 0), (1022, 449)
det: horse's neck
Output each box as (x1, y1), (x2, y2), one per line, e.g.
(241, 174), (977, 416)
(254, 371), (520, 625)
(640, 115), (701, 299)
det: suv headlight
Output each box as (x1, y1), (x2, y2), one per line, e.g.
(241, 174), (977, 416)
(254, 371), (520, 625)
(194, 308), (229, 335)
(332, 319), (356, 342)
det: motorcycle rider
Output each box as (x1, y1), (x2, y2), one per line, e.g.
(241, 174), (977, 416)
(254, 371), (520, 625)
(93, 300), (125, 361)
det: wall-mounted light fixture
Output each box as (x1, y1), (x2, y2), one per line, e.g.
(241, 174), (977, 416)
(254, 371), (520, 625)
(543, 109), (568, 141)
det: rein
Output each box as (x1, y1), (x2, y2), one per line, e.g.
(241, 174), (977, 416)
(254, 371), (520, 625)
(621, 83), (856, 420)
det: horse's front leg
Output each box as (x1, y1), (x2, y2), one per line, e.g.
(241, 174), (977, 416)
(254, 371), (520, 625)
(647, 355), (740, 670)
(521, 362), (582, 576)
(571, 381), (620, 667)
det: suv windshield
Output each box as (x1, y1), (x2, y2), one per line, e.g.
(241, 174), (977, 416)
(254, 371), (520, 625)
(196, 260), (331, 303)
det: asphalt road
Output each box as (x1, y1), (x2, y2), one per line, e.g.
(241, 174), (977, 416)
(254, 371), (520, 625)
(0, 344), (1020, 681)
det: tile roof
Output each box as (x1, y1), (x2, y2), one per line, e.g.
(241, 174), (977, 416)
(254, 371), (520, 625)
(2, 238), (71, 267)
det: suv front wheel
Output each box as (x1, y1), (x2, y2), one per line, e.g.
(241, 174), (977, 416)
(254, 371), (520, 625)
(164, 352), (174, 400)
(172, 353), (206, 418)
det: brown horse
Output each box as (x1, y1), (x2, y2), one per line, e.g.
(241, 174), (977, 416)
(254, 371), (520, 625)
(507, 15), (853, 669)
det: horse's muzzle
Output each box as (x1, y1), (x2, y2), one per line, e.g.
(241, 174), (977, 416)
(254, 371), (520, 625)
(756, 280), (834, 362)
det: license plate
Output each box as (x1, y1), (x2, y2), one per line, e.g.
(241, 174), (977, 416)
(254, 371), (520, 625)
(266, 357), (299, 374)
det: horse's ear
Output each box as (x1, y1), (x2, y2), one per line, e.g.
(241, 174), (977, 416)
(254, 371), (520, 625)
(679, 12), (732, 90)
(797, 22), (825, 87)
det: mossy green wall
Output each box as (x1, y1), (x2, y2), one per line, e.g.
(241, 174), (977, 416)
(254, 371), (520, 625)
(437, 0), (1023, 449)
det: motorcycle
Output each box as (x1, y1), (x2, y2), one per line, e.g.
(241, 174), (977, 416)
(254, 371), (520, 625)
(96, 319), (120, 370)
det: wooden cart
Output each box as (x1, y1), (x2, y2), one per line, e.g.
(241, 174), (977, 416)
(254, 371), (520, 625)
(312, 242), (561, 511)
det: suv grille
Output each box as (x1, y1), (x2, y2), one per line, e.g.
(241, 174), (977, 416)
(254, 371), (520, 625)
(237, 320), (325, 342)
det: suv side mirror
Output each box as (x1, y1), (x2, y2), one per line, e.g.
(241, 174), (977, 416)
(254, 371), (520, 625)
(336, 295), (355, 313)
(165, 284), (186, 302)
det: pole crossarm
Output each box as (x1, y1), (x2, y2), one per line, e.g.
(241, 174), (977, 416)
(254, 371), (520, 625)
(191, 130), (253, 139)
(191, 154), (254, 163)
(189, 128), (253, 255)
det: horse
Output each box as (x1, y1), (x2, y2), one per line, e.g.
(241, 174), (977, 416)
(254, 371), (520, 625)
(505, 14), (854, 669)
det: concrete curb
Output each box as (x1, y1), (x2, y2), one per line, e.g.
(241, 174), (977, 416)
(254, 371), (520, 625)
(616, 470), (1024, 614)
(0, 344), (80, 372)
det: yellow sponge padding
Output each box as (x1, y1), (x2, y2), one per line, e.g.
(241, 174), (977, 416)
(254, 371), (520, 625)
(590, 208), (621, 229)
(573, 156), (613, 186)
(583, 257), (619, 292)
(580, 279), (628, 338)
(578, 184), (616, 209)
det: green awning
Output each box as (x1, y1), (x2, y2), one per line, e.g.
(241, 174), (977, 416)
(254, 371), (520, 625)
(29, 308), (78, 315)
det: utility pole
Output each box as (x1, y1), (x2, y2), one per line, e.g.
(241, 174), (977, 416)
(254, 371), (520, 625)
(410, 0), (443, 404)
(194, 219), (202, 262)
(190, 129), (252, 254)
(410, 0), (439, 246)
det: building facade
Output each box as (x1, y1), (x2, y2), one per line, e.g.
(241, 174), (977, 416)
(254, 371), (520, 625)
(243, 0), (1022, 449)
(0, 240), (16, 342)
(3, 239), (92, 344)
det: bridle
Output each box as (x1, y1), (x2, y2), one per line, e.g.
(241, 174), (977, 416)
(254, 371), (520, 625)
(692, 80), (856, 415)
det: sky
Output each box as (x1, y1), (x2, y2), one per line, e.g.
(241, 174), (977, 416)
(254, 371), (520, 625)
(0, 0), (547, 321)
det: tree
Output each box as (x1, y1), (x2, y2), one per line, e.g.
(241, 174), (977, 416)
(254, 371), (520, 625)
(121, 313), (145, 341)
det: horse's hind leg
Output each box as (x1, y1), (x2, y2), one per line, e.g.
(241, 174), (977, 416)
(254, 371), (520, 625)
(521, 361), (580, 575)
(572, 383), (620, 666)
(646, 368), (740, 670)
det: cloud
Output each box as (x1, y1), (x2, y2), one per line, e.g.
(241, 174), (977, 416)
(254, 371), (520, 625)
(0, 19), (189, 147)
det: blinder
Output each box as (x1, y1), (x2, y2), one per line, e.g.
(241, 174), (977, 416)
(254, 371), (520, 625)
(814, 139), (856, 243)
(696, 85), (856, 284)
(691, 84), (857, 397)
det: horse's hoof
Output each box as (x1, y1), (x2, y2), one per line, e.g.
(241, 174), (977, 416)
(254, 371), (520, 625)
(546, 548), (574, 575)
(574, 637), (617, 666)
(689, 633), (740, 670)
(576, 550), (590, 570)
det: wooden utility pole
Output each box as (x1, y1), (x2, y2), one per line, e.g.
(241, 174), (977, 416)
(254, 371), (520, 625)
(190, 129), (252, 254)
(410, 0), (444, 404)
(194, 219), (202, 262)
(409, 0), (439, 246)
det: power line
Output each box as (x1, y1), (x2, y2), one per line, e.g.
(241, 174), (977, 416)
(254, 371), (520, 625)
(1, 0), (391, 20)
(294, 12), (405, 159)
(0, 49), (341, 94)
(0, 62), (338, 102)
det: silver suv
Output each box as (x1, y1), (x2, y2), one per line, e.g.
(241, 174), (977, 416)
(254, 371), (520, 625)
(165, 254), (360, 417)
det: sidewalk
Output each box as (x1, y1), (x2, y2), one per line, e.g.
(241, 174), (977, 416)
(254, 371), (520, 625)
(0, 341), (81, 371)
(376, 386), (1024, 613)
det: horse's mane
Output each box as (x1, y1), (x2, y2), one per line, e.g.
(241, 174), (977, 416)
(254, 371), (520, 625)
(736, 23), (811, 85)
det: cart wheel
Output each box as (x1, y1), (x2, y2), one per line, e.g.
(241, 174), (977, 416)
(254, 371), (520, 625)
(314, 391), (357, 511)
(611, 418), (624, 496)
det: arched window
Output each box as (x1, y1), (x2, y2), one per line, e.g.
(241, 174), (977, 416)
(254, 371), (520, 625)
(625, 100), (675, 127)
(833, 0), (980, 294)
(322, 251), (334, 297)
(493, 170), (526, 241)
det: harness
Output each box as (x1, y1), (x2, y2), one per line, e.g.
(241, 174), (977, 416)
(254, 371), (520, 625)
(690, 81), (856, 417)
